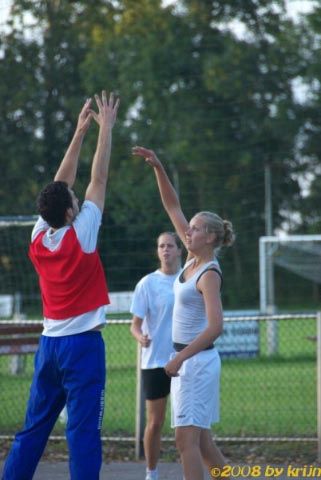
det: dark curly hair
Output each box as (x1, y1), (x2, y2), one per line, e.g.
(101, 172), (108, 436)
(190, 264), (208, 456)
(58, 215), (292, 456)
(37, 181), (72, 229)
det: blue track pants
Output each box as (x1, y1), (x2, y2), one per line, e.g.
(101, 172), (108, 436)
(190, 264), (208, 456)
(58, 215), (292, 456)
(2, 331), (106, 480)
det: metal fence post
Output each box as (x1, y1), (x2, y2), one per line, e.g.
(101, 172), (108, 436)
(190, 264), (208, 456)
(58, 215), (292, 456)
(10, 292), (27, 375)
(317, 311), (321, 462)
(135, 343), (145, 459)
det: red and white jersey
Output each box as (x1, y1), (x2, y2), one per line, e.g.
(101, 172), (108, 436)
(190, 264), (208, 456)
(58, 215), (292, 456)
(29, 200), (109, 336)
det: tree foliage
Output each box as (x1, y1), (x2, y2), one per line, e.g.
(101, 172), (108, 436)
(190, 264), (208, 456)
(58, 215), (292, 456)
(0, 0), (318, 308)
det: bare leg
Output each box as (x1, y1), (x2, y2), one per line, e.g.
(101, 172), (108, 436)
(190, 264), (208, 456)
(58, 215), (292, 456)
(200, 429), (226, 477)
(144, 397), (167, 470)
(175, 426), (204, 480)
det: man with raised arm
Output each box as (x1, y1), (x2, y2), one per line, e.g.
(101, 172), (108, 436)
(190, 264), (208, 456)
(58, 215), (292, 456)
(2, 91), (119, 480)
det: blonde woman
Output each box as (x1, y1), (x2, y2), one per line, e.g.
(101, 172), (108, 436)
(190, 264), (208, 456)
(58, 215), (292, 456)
(132, 146), (235, 480)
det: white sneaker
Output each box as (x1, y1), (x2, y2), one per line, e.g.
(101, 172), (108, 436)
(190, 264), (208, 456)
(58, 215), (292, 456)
(145, 468), (159, 480)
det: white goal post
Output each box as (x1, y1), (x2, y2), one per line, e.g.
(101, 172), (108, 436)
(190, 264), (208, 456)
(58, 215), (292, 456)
(259, 234), (321, 354)
(0, 215), (38, 319)
(0, 215), (38, 373)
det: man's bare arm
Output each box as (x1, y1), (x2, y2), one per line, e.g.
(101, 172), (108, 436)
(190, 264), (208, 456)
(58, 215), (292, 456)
(54, 98), (92, 187)
(85, 91), (119, 212)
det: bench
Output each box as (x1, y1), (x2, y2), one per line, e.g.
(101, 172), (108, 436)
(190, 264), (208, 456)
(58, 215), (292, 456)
(0, 322), (42, 355)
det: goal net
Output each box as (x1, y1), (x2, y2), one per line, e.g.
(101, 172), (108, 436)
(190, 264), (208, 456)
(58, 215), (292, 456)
(273, 239), (321, 285)
(259, 234), (321, 354)
(0, 216), (39, 319)
(259, 234), (321, 313)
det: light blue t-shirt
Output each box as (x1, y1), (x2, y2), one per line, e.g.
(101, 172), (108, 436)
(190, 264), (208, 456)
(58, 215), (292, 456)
(130, 269), (180, 369)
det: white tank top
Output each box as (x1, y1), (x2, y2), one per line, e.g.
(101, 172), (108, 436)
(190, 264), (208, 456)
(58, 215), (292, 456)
(172, 259), (222, 344)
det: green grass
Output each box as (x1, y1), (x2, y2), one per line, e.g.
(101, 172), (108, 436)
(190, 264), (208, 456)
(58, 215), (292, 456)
(0, 317), (316, 438)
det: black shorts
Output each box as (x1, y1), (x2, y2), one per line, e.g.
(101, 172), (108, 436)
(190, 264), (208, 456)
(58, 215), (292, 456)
(142, 368), (171, 400)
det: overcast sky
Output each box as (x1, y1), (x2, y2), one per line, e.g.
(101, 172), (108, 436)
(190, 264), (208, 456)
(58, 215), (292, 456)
(161, 0), (318, 19)
(0, 0), (318, 25)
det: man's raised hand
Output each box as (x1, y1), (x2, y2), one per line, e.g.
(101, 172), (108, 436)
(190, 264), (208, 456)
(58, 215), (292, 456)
(91, 91), (120, 129)
(76, 98), (93, 134)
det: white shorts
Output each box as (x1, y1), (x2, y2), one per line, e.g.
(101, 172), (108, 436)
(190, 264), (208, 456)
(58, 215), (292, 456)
(171, 348), (221, 429)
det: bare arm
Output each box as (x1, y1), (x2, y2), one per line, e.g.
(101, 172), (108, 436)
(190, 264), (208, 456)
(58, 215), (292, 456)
(130, 315), (151, 348)
(132, 146), (189, 248)
(54, 98), (92, 187)
(85, 91), (120, 211)
(164, 271), (223, 377)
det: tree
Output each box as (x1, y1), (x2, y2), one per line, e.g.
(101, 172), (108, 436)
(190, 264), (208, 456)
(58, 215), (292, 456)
(81, 0), (304, 305)
(295, 4), (321, 235)
(0, 0), (308, 307)
(0, 0), (113, 214)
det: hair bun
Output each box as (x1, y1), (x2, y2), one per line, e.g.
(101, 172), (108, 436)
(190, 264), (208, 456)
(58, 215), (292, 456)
(223, 220), (235, 247)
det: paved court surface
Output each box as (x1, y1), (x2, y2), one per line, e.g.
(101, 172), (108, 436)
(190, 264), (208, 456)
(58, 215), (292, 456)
(0, 461), (295, 479)
(2, 461), (183, 479)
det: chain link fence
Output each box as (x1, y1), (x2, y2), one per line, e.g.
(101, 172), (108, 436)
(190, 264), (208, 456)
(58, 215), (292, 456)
(0, 217), (319, 455)
(0, 314), (318, 453)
